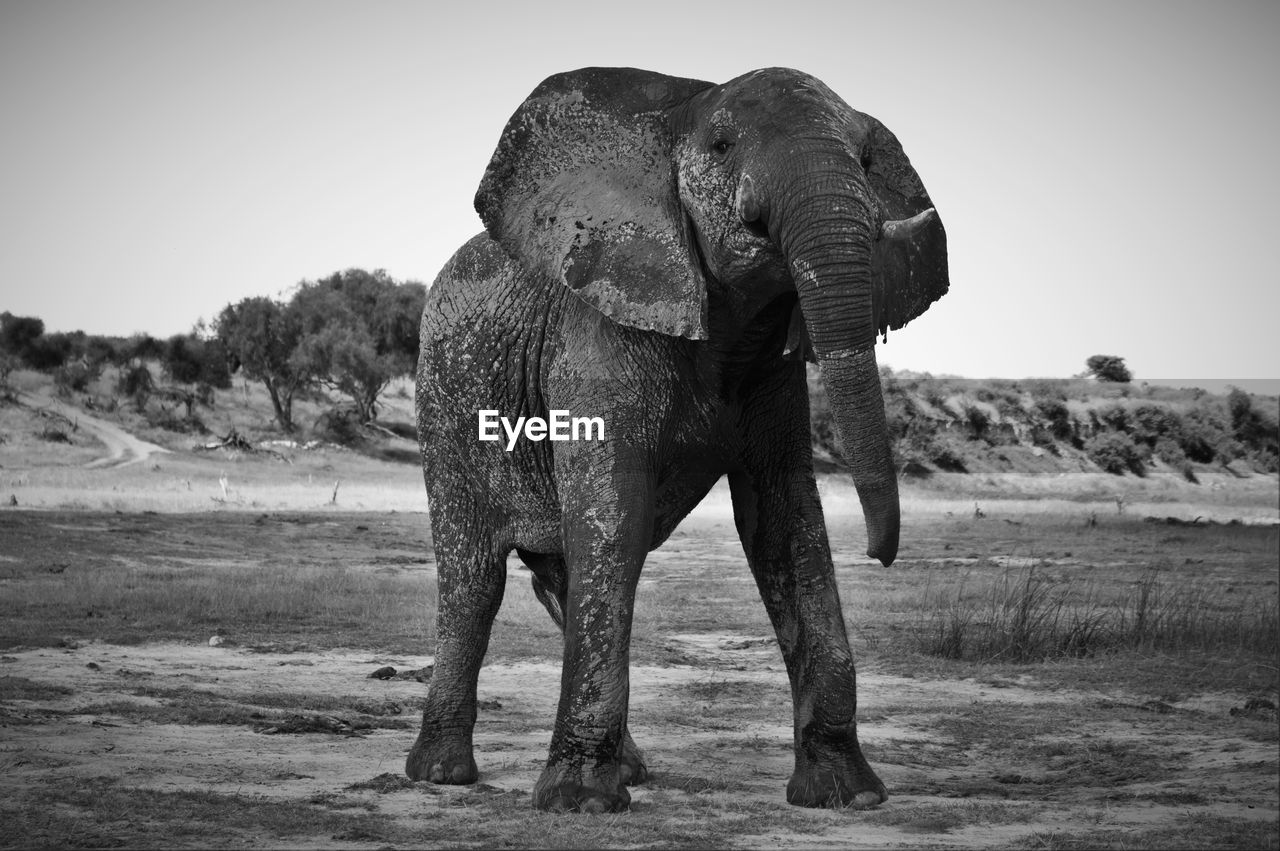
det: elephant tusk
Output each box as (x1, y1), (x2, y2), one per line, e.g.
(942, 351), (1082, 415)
(736, 173), (762, 224)
(879, 207), (935, 241)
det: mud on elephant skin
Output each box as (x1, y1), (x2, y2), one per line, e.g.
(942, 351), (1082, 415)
(408, 66), (949, 812)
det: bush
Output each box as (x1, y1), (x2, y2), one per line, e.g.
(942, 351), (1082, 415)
(53, 360), (99, 395)
(1180, 405), (1236, 464)
(1095, 405), (1129, 433)
(963, 404), (990, 441)
(0, 353), (19, 400)
(1130, 403), (1184, 447)
(1086, 431), (1145, 475)
(24, 334), (74, 370)
(149, 408), (207, 434)
(929, 436), (968, 472)
(1035, 399), (1073, 440)
(313, 406), (366, 446)
(1153, 438), (1198, 482)
(163, 334), (232, 389)
(0, 313), (44, 360)
(882, 380), (919, 444)
(1227, 388), (1280, 472)
(38, 427), (71, 443)
(117, 363), (155, 411)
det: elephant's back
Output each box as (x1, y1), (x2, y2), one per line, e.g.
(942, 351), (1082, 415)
(416, 232), (560, 436)
(421, 233), (533, 343)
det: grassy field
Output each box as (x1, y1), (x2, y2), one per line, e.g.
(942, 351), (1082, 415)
(1, 376), (1277, 848)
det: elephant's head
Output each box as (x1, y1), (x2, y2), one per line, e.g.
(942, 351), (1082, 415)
(476, 67), (949, 566)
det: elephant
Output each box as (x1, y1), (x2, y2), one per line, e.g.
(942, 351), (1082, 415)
(407, 66), (948, 813)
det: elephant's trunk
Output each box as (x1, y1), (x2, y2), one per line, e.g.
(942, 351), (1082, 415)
(769, 154), (900, 566)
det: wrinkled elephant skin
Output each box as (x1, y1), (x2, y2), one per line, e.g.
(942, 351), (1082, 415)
(408, 66), (949, 812)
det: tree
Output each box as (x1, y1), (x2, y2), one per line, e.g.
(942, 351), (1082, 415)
(214, 297), (309, 432)
(289, 269), (426, 423)
(1085, 354), (1132, 383)
(0, 312), (44, 358)
(163, 334), (231, 389)
(1227, 387), (1280, 471)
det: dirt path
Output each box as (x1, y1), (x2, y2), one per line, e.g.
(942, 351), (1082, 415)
(18, 391), (171, 469)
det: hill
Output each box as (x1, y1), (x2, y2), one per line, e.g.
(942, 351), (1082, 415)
(809, 367), (1279, 484)
(1, 361), (1276, 521)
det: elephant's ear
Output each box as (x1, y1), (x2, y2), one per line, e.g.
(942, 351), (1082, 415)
(476, 68), (716, 340)
(858, 116), (950, 339)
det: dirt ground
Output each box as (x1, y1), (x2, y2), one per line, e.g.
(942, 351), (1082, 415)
(2, 501), (1277, 848)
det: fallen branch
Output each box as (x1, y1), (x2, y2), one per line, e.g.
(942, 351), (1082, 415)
(196, 429), (254, 452)
(194, 429), (291, 462)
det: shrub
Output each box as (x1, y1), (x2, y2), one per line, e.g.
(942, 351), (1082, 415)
(1025, 379), (1067, 402)
(1130, 403), (1184, 448)
(921, 382), (948, 409)
(1086, 431), (1145, 475)
(1153, 438), (1197, 482)
(1152, 437), (1186, 466)
(53, 360), (99, 395)
(163, 334), (232, 389)
(1095, 405), (1130, 433)
(1180, 404), (1242, 465)
(1227, 388), (1280, 472)
(963, 404), (990, 441)
(38, 427), (71, 443)
(1035, 398), (1073, 440)
(0, 352), (18, 400)
(882, 381), (919, 444)
(24, 334), (74, 370)
(314, 406), (366, 446)
(117, 363), (155, 411)
(149, 408), (207, 434)
(929, 436), (968, 472)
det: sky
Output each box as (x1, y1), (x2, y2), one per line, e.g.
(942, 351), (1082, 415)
(1, 0), (1277, 383)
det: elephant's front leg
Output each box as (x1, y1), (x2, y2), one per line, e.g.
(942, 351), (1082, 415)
(533, 456), (652, 813)
(728, 366), (886, 809)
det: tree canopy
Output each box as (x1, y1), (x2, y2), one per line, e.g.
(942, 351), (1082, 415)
(290, 269), (425, 423)
(1085, 355), (1132, 383)
(214, 269), (425, 433)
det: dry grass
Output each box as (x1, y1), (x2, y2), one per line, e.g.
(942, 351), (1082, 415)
(0, 514), (435, 651)
(913, 566), (1279, 662)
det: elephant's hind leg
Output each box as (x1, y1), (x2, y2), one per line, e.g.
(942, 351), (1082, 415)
(406, 508), (507, 785)
(519, 549), (649, 787)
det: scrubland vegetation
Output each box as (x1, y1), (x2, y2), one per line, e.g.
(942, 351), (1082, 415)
(5, 299), (1276, 485)
(811, 367), (1279, 482)
(2, 267), (425, 445)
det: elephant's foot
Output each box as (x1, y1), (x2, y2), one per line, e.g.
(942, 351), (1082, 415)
(533, 762), (630, 813)
(786, 737), (886, 809)
(787, 768), (886, 809)
(405, 733), (478, 785)
(618, 731), (648, 786)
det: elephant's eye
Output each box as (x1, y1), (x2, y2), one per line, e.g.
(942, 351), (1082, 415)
(711, 139), (734, 157)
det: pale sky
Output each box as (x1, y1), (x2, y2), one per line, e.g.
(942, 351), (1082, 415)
(1, 0), (1277, 382)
